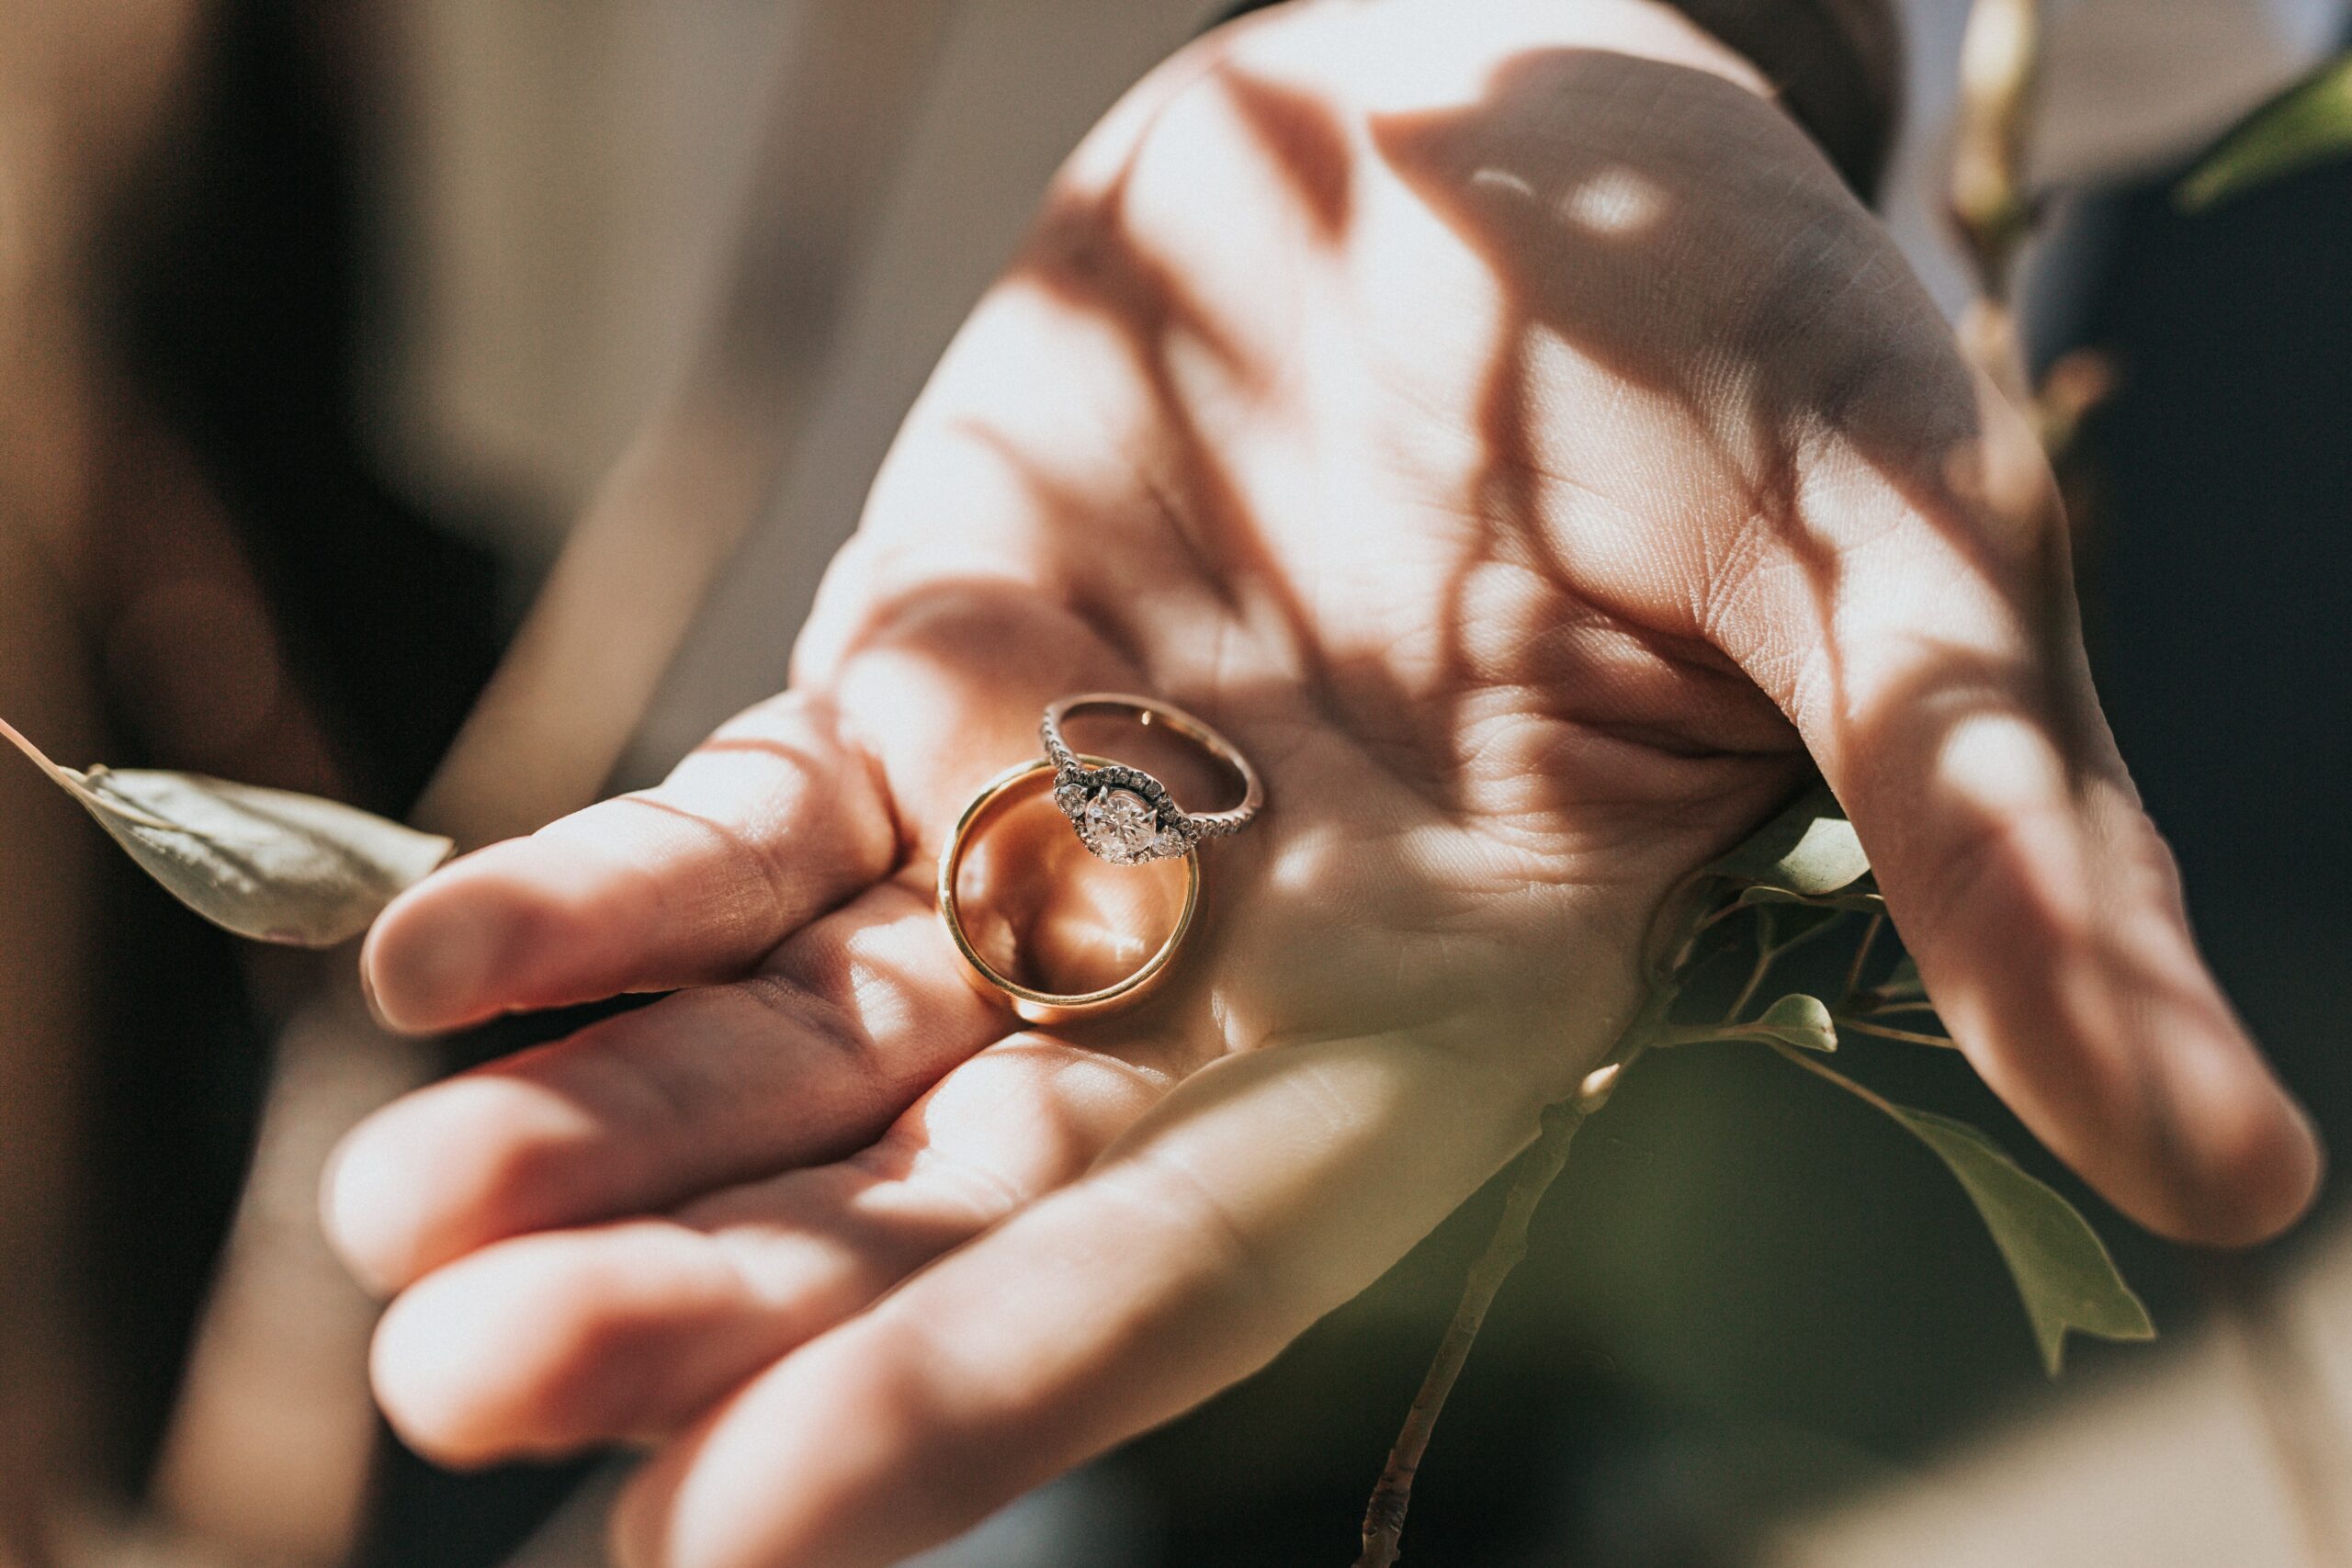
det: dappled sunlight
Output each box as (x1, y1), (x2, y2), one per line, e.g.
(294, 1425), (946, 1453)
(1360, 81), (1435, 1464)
(10, 2), (2335, 1563)
(1559, 165), (1669, 236)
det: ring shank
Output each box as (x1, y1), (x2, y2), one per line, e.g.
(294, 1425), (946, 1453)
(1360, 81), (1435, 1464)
(937, 758), (1202, 1025)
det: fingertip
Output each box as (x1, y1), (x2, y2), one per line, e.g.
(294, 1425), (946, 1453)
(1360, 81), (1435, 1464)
(2229, 1094), (2325, 1245)
(371, 1278), (517, 1471)
(2137, 1075), (2324, 1248)
(323, 1117), (424, 1298)
(379, 1220), (791, 1468)
(363, 861), (526, 1034)
(323, 1074), (600, 1294)
(368, 1237), (639, 1469)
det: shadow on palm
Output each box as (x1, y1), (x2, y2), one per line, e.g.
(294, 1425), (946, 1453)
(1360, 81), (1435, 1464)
(831, 48), (2033, 1096)
(332, 29), (2312, 1568)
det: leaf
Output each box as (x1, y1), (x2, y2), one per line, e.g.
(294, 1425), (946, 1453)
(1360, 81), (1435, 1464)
(1855, 954), (1932, 1016)
(4, 718), (451, 947)
(2180, 52), (2352, 211)
(1705, 784), (1871, 897)
(1736, 884), (1884, 914)
(1891, 1107), (2154, 1374)
(1766, 1040), (2154, 1374)
(1754, 993), (1838, 1052)
(1875, 954), (1926, 1001)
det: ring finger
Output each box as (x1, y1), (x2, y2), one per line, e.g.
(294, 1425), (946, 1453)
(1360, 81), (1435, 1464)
(367, 1027), (1193, 1463)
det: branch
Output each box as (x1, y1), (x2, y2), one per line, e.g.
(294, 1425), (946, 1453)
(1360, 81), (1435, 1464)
(1353, 1089), (1597, 1568)
(1950, 0), (2048, 412)
(1834, 1017), (1959, 1049)
(1951, 0), (2045, 303)
(1839, 910), (1884, 1006)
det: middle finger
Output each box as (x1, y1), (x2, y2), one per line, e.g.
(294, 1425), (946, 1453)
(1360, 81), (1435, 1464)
(366, 1027), (1186, 1463)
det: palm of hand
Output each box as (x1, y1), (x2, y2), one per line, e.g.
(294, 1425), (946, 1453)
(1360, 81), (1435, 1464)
(328, 9), (2316, 1568)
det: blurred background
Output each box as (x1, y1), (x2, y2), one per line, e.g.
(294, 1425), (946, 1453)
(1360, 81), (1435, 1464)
(1, 1), (2347, 1564)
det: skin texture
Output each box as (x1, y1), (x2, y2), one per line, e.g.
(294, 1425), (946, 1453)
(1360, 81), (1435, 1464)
(325, 4), (2323, 1566)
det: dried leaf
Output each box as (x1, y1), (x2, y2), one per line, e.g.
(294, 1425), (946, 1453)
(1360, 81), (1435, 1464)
(2180, 51), (2352, 211)
(4, 718), (450, 947)
(1893, 1106), (2154, 1374)
(1755, 994), (1838, 1053)
(1706, 784), (1871, 897)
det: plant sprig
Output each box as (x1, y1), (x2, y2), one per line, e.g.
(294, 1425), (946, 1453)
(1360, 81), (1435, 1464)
(1352, 784), (2153, 1568)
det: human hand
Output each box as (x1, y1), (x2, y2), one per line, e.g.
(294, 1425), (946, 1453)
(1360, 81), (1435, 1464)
(324, 4), (2322, 1564)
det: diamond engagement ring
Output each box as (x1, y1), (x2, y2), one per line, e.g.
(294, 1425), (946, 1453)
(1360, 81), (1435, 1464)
(1040, 694), (1264, 864)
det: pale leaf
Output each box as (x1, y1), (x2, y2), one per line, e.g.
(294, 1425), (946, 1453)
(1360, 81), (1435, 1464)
(5, 718), (450, 947)
(1706, 784), (1871, 897)
(1755, 993), (1838, 1053)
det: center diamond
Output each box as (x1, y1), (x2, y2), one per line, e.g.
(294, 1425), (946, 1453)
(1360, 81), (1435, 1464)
(1077, 787), (1176, 864)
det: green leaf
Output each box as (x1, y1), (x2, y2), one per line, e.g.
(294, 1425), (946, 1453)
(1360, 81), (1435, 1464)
(5, 718), (451, 947)
(1755, 993), (1838, 1052)
(1736, 884), (1885, 914)
(1706, 784), (1871, 897)
(1855, 954), (1931, 1016)
(1891, 1107), (2154, 1374)
(1875, 954), (1925, 1001)
(2180, 52), (2352, 211)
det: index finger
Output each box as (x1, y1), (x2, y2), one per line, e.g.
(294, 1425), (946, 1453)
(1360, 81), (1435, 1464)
(362, 692), (898, 1034)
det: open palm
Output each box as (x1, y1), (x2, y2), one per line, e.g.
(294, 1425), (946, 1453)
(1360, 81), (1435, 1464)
(326, 6), (2318, 1566)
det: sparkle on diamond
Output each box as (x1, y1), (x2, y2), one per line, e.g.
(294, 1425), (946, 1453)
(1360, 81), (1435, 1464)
(1077, 787), (1177, 863)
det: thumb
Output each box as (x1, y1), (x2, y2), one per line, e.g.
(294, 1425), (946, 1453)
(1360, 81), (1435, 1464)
(1718, 383), (2321, 1247)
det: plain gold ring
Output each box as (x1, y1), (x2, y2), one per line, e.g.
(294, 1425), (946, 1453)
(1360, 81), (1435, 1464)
(937, 757), (1202, 1025)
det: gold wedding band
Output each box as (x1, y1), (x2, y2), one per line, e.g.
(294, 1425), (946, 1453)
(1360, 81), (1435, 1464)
(937, 758), (1202, 1025)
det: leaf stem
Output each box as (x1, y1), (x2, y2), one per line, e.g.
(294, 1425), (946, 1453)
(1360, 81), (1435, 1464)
(1834, 1017), (1960, 1050)
(1724, 907), (1849, 1025)
(0, 713), (83, 795)
(1951, 0), (2046, 301)
(1689, 897), (1755, 943)
(1731, 921), (1778, 1029)
(1354, 1095), (1589, 1568)
(1653, 1023), (1757, 1049)
(67, 775), (198, 835)
(0, 715), (185, 833)
(1858, 1000), (1942, 1019)
(1764, 1037), (1904, 1114)
(1841, 910), (1884, 1006)
(1767, 908), (1852, 966)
